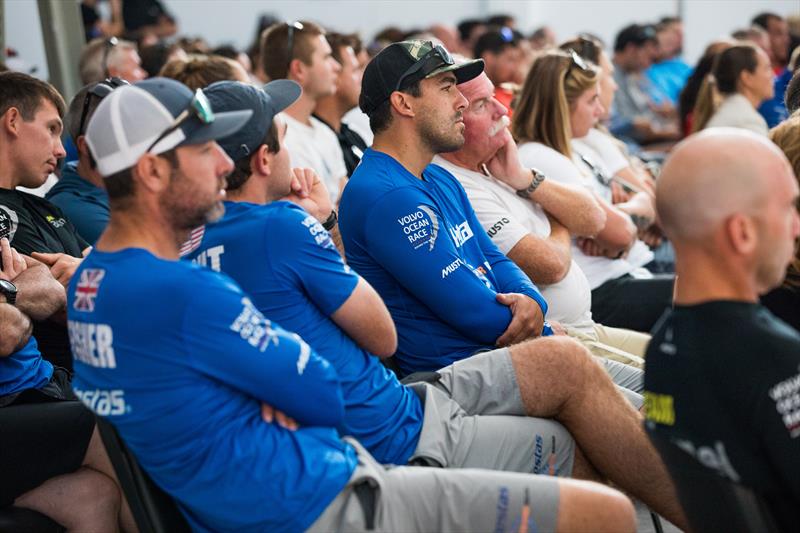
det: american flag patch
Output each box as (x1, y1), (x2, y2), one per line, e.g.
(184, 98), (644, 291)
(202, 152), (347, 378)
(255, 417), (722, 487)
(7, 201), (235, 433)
(73, 269), (105, 312)
(179, 226), (205, 257)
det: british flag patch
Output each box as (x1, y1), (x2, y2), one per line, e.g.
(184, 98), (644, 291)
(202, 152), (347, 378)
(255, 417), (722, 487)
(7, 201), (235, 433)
(73, 269), (105, 312)
(179, 225), (205, 257)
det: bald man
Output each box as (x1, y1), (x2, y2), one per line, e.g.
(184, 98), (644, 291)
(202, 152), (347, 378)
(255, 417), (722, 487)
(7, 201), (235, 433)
(644, 128), (800, 530)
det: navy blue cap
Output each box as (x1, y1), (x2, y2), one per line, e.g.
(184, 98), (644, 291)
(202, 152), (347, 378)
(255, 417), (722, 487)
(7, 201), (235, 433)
(204, 79), (302, 162)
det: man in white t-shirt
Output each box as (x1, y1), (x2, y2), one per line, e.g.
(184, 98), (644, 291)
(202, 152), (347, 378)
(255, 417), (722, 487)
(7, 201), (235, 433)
(436, 72), (651, 361)
(260, 21), (347, 204)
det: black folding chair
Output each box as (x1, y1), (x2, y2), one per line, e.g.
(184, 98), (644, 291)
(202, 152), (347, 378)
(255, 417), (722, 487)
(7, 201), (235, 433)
(95, 417), (191, 533)
(649, 432), (780, 533)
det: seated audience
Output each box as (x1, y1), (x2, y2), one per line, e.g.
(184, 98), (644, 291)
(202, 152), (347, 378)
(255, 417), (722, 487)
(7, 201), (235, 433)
(761, 114), (800, 331)
(72, 75), (644, 533)
(158, 53), (250, 89)
(693, 43), (774, 135)
(610, 24), (679, 145)
(181, 81), (686, 526)
(645, 128), (800, 531)
(46, 78), (129, 245)
(261, 21), (347, 204)
(138, 40), (187, 78)
(434, 71), (649, 366)
(0, 241), (133, 531)
(512, 51), (673, 332)
(473, 27), (525, 110)
(753, 12), (791, 73)
(678, 40), (733, 136)
(314, 33), (368, 177)
(78, 37), (147, 85)
(0, 72), (91, 370)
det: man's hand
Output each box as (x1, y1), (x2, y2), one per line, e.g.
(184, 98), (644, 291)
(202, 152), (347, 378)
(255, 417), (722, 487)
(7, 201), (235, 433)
(495, 292), (545, 347)
(576, 237), (628, 259)
(484, 128), (532, 191)
(30, 252), (82, 288)
(260, 403), (298, 430)
(281, 167), (334, 223)
(0, 238), (28, 281)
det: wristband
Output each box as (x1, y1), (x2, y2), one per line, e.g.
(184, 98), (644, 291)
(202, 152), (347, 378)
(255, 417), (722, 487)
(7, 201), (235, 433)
(516, 168), (546, 198)
(322, 210), (338, 231)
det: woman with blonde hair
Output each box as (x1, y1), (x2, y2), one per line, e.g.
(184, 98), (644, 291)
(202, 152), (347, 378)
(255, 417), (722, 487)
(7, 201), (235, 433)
(692, 42), (774, 135)
(511, 50), (673, 333)
(762, 115), (800, 331)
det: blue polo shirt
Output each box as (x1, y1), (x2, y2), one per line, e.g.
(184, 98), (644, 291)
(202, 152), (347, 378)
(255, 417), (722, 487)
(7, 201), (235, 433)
(45, 162), (109, 245)
(339, 149), (548, 374)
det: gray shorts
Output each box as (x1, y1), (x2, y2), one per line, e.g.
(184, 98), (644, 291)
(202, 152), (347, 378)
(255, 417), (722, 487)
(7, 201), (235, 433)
(408, 348), (576, 477)
(308, 438), (561, 533)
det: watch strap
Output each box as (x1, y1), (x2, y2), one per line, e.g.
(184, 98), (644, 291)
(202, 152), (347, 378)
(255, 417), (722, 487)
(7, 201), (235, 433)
(322, 210), (338, 231)
(516, 168), (546, 198)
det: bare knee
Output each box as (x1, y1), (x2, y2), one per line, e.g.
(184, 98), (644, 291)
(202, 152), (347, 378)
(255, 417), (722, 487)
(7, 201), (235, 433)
(556, 479), (636, 533)
(71, 468), (121, 525)
(510, 337), (600, 398)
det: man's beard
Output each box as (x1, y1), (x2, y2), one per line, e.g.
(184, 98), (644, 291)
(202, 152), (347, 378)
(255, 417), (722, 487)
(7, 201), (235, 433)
(159, 168), (226, 233)
(419, 112), (465, 154)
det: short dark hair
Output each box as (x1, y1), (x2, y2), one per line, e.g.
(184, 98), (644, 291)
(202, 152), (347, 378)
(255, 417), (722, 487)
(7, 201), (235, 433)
(226, 119), (281, 192)
(260, 20), (325, 81)
(457, 19), (484, 43)
(785, 68), (800, 115)
(486, 14), (515, 27)
(65, 83), (100, 142)
(368, 79), (421, 135)
(474, 27), (521, 58)
(752, 12), (782, 31)
(326, 32), (361, 64)
(0, 71), (66, 121)
(614, 24), (658, 53)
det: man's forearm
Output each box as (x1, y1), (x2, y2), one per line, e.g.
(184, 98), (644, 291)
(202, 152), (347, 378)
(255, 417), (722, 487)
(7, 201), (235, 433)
(531, 181), (605, 237)
(0, 304), (32, 356)
(14, 263), (67, 320)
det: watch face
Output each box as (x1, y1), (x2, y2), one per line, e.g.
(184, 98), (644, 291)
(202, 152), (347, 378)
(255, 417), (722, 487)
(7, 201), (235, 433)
(0, 279), (16, 293)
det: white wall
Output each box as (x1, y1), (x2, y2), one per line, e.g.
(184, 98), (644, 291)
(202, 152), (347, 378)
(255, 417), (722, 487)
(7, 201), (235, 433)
(4, 0), (800, 81)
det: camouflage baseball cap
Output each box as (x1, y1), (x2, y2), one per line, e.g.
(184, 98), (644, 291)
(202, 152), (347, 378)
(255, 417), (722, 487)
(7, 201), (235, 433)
(359, 40), (484, 116)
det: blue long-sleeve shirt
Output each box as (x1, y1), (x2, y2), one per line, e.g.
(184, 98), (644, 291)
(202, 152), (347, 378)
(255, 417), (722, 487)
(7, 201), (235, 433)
(69, 248), (356, 533)
(339, 149), (547, 373)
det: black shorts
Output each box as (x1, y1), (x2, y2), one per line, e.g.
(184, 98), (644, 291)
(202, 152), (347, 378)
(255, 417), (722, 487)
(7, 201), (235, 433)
(0, 369), (95, 506)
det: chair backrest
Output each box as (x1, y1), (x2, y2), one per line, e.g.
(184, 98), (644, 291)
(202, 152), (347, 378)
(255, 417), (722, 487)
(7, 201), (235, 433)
(649, 432), (780, 533)
(95, 417), (191, 533)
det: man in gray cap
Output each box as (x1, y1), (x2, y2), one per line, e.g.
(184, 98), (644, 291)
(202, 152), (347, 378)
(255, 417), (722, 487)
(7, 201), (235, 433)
(68, 76), (639, 532)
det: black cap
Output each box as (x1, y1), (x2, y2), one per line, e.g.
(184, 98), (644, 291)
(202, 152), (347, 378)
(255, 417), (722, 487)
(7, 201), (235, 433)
(359, 40), (484, 116)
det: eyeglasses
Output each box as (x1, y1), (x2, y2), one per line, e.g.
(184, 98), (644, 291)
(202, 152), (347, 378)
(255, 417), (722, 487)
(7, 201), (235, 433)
(395, 43), (454, 92)
(564, 48), (589, 80)
(286, 21), (304, 69)
(77, 77), (129, 137)
(101, 37), (119, 78)
(145, 89), (215, 154)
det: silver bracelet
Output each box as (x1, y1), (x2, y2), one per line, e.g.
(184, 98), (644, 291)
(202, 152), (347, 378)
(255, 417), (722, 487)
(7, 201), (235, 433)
(516, 168), (546, 198)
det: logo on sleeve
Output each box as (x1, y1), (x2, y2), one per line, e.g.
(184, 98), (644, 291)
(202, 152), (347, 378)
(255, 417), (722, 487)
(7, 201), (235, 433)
(230, 297), (279, 352)
(487, 217), (510, 238)
(398, 205), (438, 251)
(302, 215), (335, 249)
(45, 214), (66, 228)
(449, 220), (474, 247)
(0, 205), (18, 241)
(74, 269), (106, 312)
(769, 369), (800, 438)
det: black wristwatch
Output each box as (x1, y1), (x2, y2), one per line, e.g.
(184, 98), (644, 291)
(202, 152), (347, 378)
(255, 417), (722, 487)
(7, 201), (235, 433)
(322, 210), (338, 231)
(0, 279), (17, 305)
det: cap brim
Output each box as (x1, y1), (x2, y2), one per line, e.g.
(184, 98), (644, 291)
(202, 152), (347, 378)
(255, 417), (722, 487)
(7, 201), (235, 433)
(426, 59), (484, 85)
(263, 79), (302, 116)
(180, 109), (253, 147)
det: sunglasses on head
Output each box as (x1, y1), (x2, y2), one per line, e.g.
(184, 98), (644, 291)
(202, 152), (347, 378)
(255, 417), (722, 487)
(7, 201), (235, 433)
(101, 37), (119, 78)
(286, 21), (304, 69)
(145, 89), (215, 154)
(78, 77), (129, 137)
(565, 48), (590, 79)
(395, 43), (454, 92)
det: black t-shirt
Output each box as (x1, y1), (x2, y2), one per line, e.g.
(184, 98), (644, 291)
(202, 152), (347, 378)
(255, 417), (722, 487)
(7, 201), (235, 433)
(644, 301), (800, 530)
(0, 189), (89, 370)
(761, 276), (800, 333)
(313, 114), (368, 178)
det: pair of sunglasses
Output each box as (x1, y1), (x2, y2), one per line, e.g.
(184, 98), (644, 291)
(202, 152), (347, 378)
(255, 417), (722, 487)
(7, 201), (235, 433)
(145, 89), (215, 154)
(395, 43), (454, 92)
(101, 37), (119, 78)
(286, 21), (305, 69)
(77, 77), (129, 137)
(564, 48), (590, 79)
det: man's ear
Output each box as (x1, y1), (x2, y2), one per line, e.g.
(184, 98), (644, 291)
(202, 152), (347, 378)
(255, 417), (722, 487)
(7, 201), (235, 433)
(76, 135), (91, 158)
(251, 144), (272, 177)
(725, 213), (758, 256)
(132, 153), (171, 194)
(389, 91), (416, 119)
(288, 58), (306, 85)
(2, 108), (22, 138)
